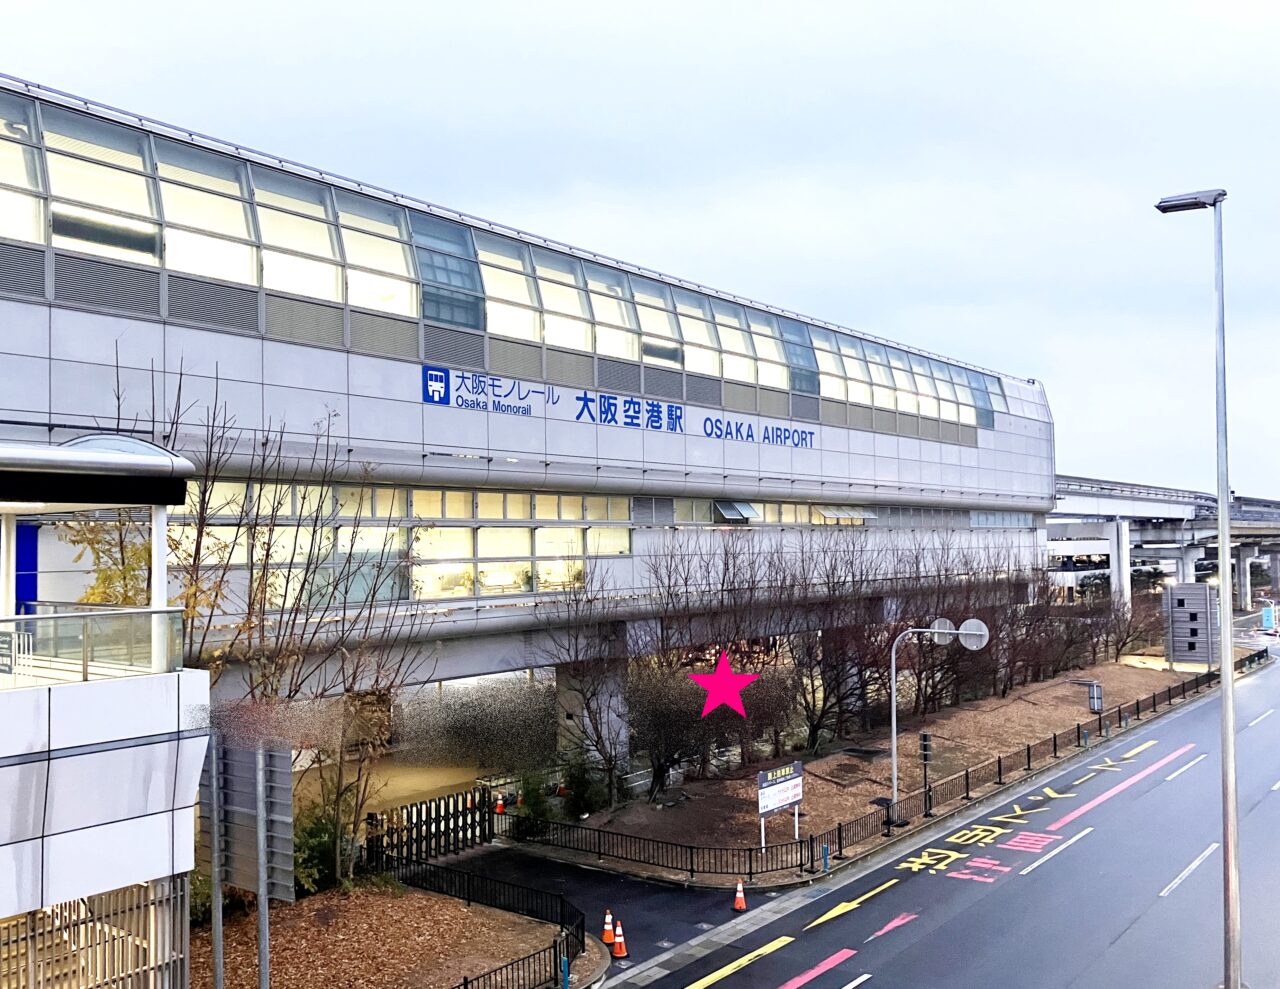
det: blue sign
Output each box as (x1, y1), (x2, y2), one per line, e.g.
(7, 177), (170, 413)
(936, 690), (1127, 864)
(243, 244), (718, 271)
(1263, 605), (1276, 630)
(422, 365), (450, 405)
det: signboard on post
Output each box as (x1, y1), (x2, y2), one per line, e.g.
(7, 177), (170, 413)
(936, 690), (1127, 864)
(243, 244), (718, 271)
(757, 761), (804, 846)
(1088, 682), (1103, 714)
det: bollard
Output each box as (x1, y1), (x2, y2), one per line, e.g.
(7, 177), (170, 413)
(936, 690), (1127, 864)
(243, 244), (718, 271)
(1134, 697), (1141, 720)
(1097, 711), (1104, 734)
(836, 823), (845, 859)
(823, 843), (830, 873)
(1053, 733), (1059, 759)
(562, 956), (570, 989)
(1025, 744), (1032, 772)
(997, 756), (1004, 785)
(1082, 728), (1090, 747)
(1076, 722), (1082, 748)
(1122, 714), (1130, 730)
(1103, 720), (1111, 739)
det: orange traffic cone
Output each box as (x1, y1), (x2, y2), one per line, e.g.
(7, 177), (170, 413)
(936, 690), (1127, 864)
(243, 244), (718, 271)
(602, 909), (614, 944)
(733, 879), (747, 912)
(611, 921), (628, 959)
(494, 793), (505, 815)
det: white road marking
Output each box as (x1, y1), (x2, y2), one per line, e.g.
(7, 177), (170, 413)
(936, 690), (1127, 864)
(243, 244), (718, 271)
(1248, 709), (1274, 728)
(1165, 753), (1208, 781)
(1270, 778), (1280, 792)
(1160, 843), (1220, 897)
(838, 978), (872, 989)
(1019, 827), (1094, 875)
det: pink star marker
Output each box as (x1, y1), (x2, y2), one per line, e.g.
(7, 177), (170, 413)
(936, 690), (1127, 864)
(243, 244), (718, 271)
(688, 651), (759, 718)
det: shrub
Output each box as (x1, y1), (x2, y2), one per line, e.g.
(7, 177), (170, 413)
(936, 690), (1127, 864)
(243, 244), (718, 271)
(517, 773), (551, 819)
(562, 759), (608, 819)
(293, 802), (346, 897)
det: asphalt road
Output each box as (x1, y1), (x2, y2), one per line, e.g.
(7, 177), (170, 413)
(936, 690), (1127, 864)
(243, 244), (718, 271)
(609, 652), (1280, 989)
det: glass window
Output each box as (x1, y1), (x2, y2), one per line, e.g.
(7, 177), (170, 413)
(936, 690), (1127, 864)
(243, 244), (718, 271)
(41, 107), (148, 170)
(637, 305), (680, 338)
(537, 558), (583, 590)
(534, 494), (560, 520)
(884, 347), (909, 370)
(481, 265), (539, 305)
(958, 404), (978, 425)
(808, 327), (837, 351)
(412, 490), (443, 519)
(684, 346), (720, 376)
(444, 491), (473, 518)
(160, 182), (252, 238)
(585, 497), (609, 521)
(863, 341), (888, 364)
(336, 486), (372, 518)
(629, 275), (672, 309)
(539, 279), (591, 317)
(836, 334), (864, 359)
(915, 374), (937, 397)
(507, 494), (532, 518)
(473, 231), (531, 271)
(939, 400), (959, 422)
(560, 497), (583, 521)
(413, 561), (474, 598)
(872, 385), (896, 409)
(0, 188), (45, 244)
(892, 368), (917, 391)
(335, 191), (407, 239)
(791, 367), (820, 395)
(777, 318), (811, 345)
(590, 293), (637, 329)
(342, 227), (413, 276)
(587, 528), (629, 556)
(0, 140), (42, 191)
(258, 207), (339, 259)
(678, 316), (718, 347)
(816, 350), (843, 375)
(784, 341), (818, 370)
(537, 528), (584, 556)
(423, 285), (484, 330)
(949, 364), (969, 384)
(642, 336), (682, 368)
(918, 394), (939, 418)
(153, 139), (247, 196)
(47, 153), (156, 217)
(989, 391), (1009, 413)
(544, 314), (592, 352)
(897, 391), (919, 414)
(477, 492), (504, 519)
(478, 561), (534, 594)
(848, 380), (872, 406)
(337, 523), (407, 556)
(868, 362), (894, 387)
(413, 527), (473, 559)
(165, 229), (258, 284)
(52, 202), (159, 265)
(531, 247), (583, 285)
(348, 269), (418, 317)
(820, 374), (846, 400)
(672, 288), (712, 319)
(479, 527), (532, 557)
(409, 212), (474, 257)
(909, 354), (932, 377)
(261, 250), (342, 301)
(746, 309), (779, 336)
(722, 353), (756, 383)
(0, 94), (37, 143)
(710, 298), (746, 328)
(596, 325), (639, 360)
(752, 334), (785, 363)
(417, 248), (482, 291)
(251, 167), (333, 219)
(934, 376), (957, 401)
(486, 300), (540, 341)
(758, 362), (789, 390)
(584, 262), (629, 297)
(609, 497), (629, 520)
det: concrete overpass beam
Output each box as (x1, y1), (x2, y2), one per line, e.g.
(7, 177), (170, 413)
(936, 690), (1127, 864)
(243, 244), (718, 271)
(1236, 545), (1259, 608)
(1109, 518), (1132, 606)
(1178, 545), (1203, 584)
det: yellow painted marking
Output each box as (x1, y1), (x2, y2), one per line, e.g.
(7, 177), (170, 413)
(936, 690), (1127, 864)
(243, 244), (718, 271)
(1071, 772), (1097, 785)
(682, 936), (795, 989)
(803, 879), (900, 930)
(1122, 740), (1158, 759)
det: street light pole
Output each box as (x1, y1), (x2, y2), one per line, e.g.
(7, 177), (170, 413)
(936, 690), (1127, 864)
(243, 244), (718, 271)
(1155, 188), (1241, 989)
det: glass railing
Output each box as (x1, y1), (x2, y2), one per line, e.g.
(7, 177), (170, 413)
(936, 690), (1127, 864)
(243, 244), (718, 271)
(0, 608), (183, 689)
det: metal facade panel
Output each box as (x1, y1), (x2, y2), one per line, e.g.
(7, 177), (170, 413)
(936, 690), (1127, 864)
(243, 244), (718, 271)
(598, 358), (642, 394)
(350, 310), (419, 361)
(489, 338), (542, 379)
(264, 294), (344, 348)
(53, 255), (161, 317)
(167, 276), (260, 334)
(0, 242), (45, 298)
(642, 366), (683, 400)
(423, 324), (484, 368)
(545, 348), (594, 387)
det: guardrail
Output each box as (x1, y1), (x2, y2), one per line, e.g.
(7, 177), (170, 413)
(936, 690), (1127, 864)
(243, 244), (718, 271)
(0, 607), (184, 687)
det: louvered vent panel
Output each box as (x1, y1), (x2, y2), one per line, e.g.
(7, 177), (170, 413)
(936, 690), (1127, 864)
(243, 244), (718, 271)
(849, 405), (873, 431)
(350, 311), (419, 360)
(167, 276), (258, 333)
(54, 254), (160, 316)
(685, 374), (721, 406)
(872, 409), (897, 433)
(896, 413), (920, 437)
(642, 366), (682, 400)
(632, 497), (654, 525)
(722, 382), (756, 412)
(791, 394), (820, 421)
(264, 294), (344, 347)
(958, 425), (979, 447)
(0, 243), (44, 298)
(652, 498), (675, 524)
(489, 338), (542, 379)
(545, 348), (594, 387)
(758, 388), (789, 418)
(423, 325), (484, 368)
(820, 399), (847, 426)
(919, 416), (941, 440)
(597, 359), (641, 394)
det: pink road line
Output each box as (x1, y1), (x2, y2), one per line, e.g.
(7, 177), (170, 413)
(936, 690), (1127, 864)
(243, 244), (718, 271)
(776, 948), (858, 989)
(1046, 743), (1196, 832)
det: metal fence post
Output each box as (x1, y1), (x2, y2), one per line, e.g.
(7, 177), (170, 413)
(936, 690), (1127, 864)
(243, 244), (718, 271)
(882, 801), (892, 838)
(598, 828), (604, 863)
(1025, 744), (1032, 772)
(924, 786), (934, 818)
(997, 756), (1004, 785)
(1053, 733), (1059, 759)
(1076, 722), (1082, 748)
(808, 834), (815, 874)
(687, 844), (694, 879)
(963, 767), (972, 800)
(1152, 690), (1159, 712)
(1135, 697), (1141, 720)
(837, 822), (845, 858)
(748, 847), (754, 882)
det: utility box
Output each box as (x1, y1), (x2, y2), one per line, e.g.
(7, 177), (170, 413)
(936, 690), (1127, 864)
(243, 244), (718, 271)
(1163, 582), (1220, 667)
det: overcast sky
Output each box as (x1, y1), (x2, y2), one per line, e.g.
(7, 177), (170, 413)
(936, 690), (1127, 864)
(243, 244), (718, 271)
(4, 1), (1278, 494)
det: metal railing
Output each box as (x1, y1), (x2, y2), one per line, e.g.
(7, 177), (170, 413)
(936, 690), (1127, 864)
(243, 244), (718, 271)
(0, 607), (183, 688)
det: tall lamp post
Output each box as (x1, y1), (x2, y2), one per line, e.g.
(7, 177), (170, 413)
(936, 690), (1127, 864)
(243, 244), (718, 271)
(888, 617), (990, 805)
(1155, 188), (1242, 989)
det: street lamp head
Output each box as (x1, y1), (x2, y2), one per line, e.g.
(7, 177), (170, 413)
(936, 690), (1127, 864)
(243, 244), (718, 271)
(1155, 189), (1227, 213)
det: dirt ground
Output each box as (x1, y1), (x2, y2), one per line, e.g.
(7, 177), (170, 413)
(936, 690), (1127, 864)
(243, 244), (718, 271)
(189, 887), (559, 989)
(581, 661), (1187, 850)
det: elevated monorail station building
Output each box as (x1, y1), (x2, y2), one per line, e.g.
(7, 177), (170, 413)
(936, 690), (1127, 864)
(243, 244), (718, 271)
(0, 75), (1055, 692)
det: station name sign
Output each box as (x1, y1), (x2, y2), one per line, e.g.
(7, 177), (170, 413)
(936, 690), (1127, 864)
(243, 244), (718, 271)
(757, 760), (804, 818)
(422, 364), (816, 448)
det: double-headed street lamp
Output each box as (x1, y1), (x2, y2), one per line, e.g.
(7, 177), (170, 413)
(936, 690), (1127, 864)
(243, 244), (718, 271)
(1155, 188), (1243, 989)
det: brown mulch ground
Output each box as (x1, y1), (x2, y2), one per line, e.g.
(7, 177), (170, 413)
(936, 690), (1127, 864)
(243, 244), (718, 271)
(581, 661), (1187, 850)
(189, 887), (558, 989)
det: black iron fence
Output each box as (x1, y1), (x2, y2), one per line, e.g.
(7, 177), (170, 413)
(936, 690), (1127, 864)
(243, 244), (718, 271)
(366, 786), (493, 863)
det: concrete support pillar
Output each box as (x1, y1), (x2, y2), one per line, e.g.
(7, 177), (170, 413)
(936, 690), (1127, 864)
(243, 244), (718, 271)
(1270, 553), (1280, 600)
(0, 513), (15, 617)
(1235, 545), (1258, 610)
(150, 504), (169, 673)
(1178, 545), (1203, 585)
(555, 656), (630, 773)
(1108, 518), (1132, 606)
